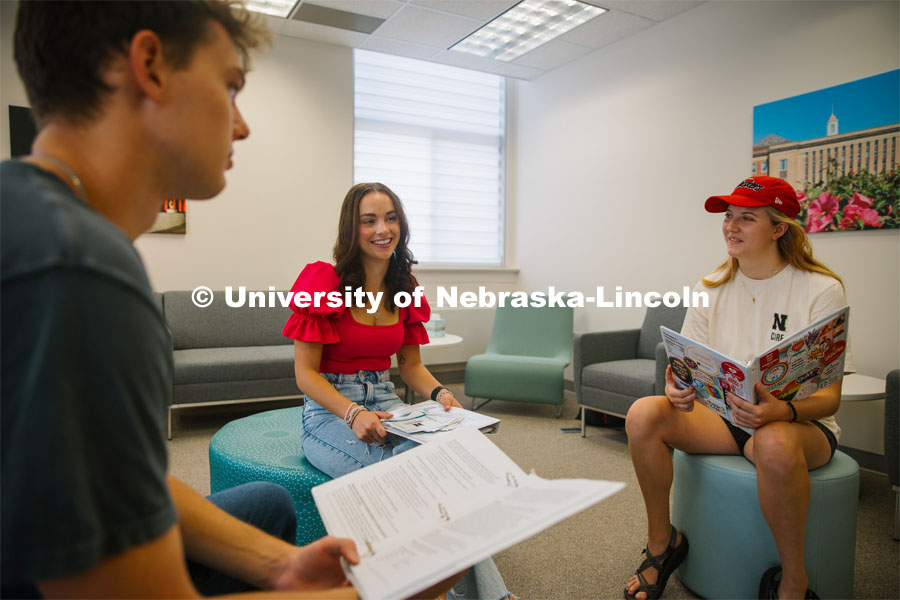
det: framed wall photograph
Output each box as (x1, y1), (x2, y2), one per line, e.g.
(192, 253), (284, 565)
(8, 104), (187, 234)
(752, 70), (899, 233)
(150, 198), (186, 234)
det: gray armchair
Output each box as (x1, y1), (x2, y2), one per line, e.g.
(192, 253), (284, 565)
(574, 305), (687, 436)
(886, 369), (899, 540)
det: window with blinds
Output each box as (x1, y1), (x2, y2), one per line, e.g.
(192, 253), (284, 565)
(353, 50), (506, 266)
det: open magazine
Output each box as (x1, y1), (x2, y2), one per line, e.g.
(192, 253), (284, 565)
(312, 428), (624, 600)
(382, 400), (500, 444)
(660, 306), (849, 434)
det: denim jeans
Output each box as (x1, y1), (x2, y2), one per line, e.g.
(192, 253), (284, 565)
(301, 369), (419, 479)
(302, 370), (510, 600)
(189, 481), (297, 595)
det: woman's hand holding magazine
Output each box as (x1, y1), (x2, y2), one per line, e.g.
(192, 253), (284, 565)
(726, 383), (789, 430)
(665, 365), (697, 412)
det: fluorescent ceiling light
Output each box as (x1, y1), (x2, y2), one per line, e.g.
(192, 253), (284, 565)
(451, 0), (606, 62)
(245, 0), (298, 18)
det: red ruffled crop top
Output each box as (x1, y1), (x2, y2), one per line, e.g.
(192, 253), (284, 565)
(282, 261), (431, 374)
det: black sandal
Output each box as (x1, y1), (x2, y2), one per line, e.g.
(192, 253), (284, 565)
(758, 566), (820, 600)
(624, 526), (689, 600)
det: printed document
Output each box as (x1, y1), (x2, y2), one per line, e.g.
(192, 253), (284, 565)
(312, 428), (624, 600)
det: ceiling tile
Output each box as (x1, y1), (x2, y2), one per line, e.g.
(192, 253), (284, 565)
(279, 18), (370, 46)
(374, 5), (482, 48)
(409, 0), (517, 21)
(594, 0), (704, 22)
(299, 0), (405, 20)
(558, 9), (654, 48)
(489, 61), (546, 80)
(431, 50), (543, 80)
(511, 39), (593, 71)
(360, 36), (442, 61)
(265, 0), (707, 78)
(262, 14), (286, 35)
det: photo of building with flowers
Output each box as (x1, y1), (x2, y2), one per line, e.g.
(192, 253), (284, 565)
(753, 70), (899, 233)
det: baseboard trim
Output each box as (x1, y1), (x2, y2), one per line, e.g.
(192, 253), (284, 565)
(838, 445), (887, 474)
(391, 364), (467, 389)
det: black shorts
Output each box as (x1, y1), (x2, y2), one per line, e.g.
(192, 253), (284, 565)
(721, 416), (837, 460)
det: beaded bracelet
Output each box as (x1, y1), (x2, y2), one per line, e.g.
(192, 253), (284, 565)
(345, 403), (363, 428)
(344, 403), (358, 424)
(786, 400), (798, 423)
(347, 405), (363, 428)
(435, 388), (453, 403)
(431, 385), (447, 401)
(348, 406), (365, 429)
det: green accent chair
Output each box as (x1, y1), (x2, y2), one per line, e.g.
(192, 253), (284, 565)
(464, 305), (574, 417)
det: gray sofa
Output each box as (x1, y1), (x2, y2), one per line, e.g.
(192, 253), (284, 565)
(574, 305), (687, 436)
(159, 291), (301, 438)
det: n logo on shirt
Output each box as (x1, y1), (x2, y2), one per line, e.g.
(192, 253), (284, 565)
(772, 313), (788, 332)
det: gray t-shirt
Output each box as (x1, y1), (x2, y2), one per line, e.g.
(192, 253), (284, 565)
(1, 160), (176, 595)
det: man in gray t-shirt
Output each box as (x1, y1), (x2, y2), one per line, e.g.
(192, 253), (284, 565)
(1, 159), (179, 596)
(1, 3), (359, 598)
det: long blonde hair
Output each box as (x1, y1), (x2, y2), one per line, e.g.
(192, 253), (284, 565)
(702, 207), (843, 288)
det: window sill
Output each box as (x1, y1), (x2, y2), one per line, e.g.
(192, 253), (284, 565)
(414, 266), (519, 275)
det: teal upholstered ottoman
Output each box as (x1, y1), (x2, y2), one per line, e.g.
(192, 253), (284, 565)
(209, 407), (330, 546)
(671, 449), (859, 599)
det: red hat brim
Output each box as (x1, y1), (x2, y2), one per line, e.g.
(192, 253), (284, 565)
(705, 194), (773, 213)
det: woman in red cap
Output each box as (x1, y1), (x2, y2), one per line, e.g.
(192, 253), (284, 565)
(623, 176), (852, 600)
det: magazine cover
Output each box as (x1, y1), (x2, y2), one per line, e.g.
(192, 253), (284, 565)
(661, 306), (849, 434)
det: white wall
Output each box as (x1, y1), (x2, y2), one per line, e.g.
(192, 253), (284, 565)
(134, 35), (354, 292)
(513, 0), (900, 380)
(0, 0), (29, 159)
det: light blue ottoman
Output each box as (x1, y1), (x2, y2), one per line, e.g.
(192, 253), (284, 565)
(672, 449), (859, 599)
(209, 407), (330, 546)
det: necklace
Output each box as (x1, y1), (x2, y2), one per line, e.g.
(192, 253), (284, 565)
(738, 262), (786, 303)
(32, 153), (88, 204)
(367, 287), (384, 323)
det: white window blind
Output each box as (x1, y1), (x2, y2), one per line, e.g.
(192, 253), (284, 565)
(354, 50), (506, 266)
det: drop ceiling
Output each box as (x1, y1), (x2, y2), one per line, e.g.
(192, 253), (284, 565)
(263, 0), (705, 80)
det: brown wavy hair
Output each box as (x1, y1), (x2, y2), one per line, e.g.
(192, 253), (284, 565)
(702, 206), (843, 288)
(333, 182), (418, 311)
(15, 1), (269, 127)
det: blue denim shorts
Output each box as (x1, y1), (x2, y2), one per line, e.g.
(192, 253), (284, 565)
(300, 369), (418, 478)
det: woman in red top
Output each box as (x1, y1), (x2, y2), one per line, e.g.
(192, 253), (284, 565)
(283, 182), (463, 478)
(284, 182), (513, 600)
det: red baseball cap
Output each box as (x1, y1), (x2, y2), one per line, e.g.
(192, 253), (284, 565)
(705, 176), (801, 219)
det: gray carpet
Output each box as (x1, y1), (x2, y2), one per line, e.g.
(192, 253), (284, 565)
(168, 385), (899, 599)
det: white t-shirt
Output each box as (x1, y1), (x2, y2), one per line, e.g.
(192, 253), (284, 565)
(681, 264), (854, 440)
